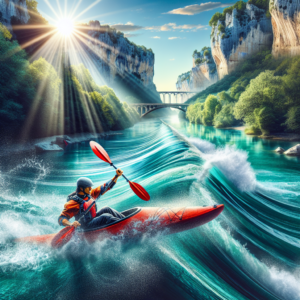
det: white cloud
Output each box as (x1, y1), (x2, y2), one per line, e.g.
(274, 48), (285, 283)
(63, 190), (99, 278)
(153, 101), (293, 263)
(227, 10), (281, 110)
(168, 37), (180, 40)
(151, 36), (161, 39)
(145, 23), (206, 32)
(170, 58), (175, 60)
(165, 2), (235, 15)
(111, 22), (143, 32)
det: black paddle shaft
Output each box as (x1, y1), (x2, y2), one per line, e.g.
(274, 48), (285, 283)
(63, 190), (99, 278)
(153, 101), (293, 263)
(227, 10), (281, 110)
(111, 163), (129, 183)
(78, 200), (96, 222)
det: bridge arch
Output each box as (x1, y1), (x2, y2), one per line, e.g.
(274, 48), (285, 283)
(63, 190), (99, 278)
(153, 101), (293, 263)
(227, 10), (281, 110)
(141, 106), (186, 118)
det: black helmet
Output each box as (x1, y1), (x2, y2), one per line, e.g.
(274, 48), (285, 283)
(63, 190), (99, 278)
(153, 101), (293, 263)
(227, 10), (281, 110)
(76, 177), (93, 192)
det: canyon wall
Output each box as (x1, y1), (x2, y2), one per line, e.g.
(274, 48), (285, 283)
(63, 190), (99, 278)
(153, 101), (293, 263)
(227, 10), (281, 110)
(271, 0), (300, 57)
(176, 48), (218, 92)
(211, 3), (273, 79)
(0, 0), (29, 27)
(81, 21), (160, 102)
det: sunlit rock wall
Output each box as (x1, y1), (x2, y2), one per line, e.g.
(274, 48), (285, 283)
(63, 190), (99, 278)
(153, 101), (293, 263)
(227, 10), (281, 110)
(211, 4), (273, 79)
(83, 21), (159, 99)
(271, 0), (300, 57)
(0, 0), (29, 27)
(176, 48), (218, 92)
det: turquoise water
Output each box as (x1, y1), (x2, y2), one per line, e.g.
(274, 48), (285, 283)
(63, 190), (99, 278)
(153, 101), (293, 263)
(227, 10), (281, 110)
(0, 118), (299, 300)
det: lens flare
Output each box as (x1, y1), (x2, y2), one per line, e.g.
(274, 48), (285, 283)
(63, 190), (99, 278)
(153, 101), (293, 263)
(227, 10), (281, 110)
(57, 18), (74, 36)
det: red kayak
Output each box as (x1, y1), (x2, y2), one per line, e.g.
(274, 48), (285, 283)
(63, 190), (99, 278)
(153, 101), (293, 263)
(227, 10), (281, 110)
(16, 205), (224, 246)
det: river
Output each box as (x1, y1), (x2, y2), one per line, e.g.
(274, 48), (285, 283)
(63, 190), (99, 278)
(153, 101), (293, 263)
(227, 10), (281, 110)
(0, 118), (299, 300)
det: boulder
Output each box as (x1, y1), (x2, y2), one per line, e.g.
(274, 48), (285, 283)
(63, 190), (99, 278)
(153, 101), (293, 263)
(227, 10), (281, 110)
(284, 144), (300, 156)
(55, 135), (72, 147)
(275, 147), (285, 153)
(35, 142), (64, 153)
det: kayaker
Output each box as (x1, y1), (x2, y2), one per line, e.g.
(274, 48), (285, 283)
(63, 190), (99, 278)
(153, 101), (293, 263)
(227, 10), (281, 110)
(58, 169), (125, 229)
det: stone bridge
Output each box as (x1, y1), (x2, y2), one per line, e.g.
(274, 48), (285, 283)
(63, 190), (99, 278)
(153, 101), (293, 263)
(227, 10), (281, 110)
(130, 103), (189, 117)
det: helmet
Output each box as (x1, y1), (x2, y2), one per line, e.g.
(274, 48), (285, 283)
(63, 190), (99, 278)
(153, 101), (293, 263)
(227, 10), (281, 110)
(76, 177), (93, 192)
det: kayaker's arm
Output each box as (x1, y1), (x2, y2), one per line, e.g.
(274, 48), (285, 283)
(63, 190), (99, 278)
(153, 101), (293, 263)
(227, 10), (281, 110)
(58, 200), (81, 227)
(91, 169), (123, 198)
(61, 218), (81, 228)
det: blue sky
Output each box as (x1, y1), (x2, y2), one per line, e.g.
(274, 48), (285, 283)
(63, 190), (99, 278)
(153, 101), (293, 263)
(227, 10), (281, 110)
(36, 0), (234, 90)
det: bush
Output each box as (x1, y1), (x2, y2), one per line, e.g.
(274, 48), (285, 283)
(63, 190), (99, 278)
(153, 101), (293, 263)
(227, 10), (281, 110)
(218, 24), (225, 33)
(234, 70), (285, 133)
(214, 103), (236, 128)
(203, 50), (210, 57)
(195, 58), (203, 65)
(0, 23), (12, 39)
(284, 106), (300, 133)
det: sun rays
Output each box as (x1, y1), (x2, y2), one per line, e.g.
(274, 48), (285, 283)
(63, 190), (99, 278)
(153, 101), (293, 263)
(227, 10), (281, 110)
(7, 0), (152, 140)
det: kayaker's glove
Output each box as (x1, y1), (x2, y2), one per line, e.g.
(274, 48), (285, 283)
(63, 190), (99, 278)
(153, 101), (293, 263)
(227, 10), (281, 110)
(116, 168), (123, 177)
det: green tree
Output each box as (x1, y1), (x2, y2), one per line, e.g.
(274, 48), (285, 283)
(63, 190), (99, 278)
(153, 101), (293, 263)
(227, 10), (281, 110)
(284, 106), (300, 133)
(234, 71), (285, 133)
(202, 95), (219, 125)
(214, 103), (236, 128)
(26, 0), (48, 24)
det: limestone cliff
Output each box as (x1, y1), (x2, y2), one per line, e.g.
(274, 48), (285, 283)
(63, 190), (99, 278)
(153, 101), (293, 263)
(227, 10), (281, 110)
(81, 21), (160, 102)
(0, 0), (29, 28)
(211, 3), (273, 79)
(271, 0), (300, 57)
(176, 47), (218, 92)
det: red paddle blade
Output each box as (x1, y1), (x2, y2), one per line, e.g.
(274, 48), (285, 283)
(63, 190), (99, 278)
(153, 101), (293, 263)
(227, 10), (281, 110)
(129, 181), (150, 201)
(90, 141), (112, 164)
(51, 226), (75, 249)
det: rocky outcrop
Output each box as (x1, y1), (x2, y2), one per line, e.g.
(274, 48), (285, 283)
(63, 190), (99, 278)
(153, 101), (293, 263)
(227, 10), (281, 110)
(284, 144), (300, 156)
(274, 146), (285, 153)
(176, 48), (218, 92)
(35, 142), (64, 153)
(271, 0), (300, 57)
(211, 4), (273, 79)
(81, 21), (160, 102)
(0, 0), (29, 27)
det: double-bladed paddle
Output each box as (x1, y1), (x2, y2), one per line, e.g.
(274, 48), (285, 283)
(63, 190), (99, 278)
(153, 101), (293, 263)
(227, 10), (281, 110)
(90, 141), (150, 201)
(51, 141), (150, 249)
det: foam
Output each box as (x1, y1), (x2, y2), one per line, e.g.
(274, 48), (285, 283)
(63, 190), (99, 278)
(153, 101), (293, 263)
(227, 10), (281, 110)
(190, 138), (256, 192)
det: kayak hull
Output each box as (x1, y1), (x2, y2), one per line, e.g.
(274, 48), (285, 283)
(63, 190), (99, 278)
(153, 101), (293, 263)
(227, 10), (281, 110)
(16, 205), (224, 246)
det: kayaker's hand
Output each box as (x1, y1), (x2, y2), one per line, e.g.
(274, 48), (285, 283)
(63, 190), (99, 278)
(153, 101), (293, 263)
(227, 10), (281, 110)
(72, 221), (81, 228)
(116, 168), (123, 177)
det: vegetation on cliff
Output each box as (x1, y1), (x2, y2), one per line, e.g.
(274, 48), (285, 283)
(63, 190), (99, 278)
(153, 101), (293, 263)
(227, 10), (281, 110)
(209, 0), (270, 27)
(26, 0), (48, 24)
(186, 50), (300, 134)
(0, 23), (138, 139)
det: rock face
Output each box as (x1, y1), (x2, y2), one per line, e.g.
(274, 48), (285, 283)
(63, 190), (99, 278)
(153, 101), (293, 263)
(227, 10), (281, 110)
(0, 0), (29, 27)
(275, 146), (285, 153)
(271, 0), (300, 57)
(176, 48), (218, 92)
(284, 144), (300, 156)
(81, 21), (160, 101)
(211, 4), (273, 79)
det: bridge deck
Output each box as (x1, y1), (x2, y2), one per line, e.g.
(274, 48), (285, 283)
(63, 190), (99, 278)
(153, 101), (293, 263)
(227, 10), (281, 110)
(129, 103), (189, 106)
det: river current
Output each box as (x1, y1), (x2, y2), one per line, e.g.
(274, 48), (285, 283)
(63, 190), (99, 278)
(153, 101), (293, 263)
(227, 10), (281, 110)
(0, 118), (299, 300)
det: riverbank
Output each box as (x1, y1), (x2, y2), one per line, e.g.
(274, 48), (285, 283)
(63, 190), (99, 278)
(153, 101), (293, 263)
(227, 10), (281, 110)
(220, 126), (300, 141)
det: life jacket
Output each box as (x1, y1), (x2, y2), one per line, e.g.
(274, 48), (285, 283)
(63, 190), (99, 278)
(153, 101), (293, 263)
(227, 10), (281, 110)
(67, 192), (97, 224)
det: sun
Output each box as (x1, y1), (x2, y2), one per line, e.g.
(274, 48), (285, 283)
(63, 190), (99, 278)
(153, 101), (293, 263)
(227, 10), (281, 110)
(57, 18), (74, 36)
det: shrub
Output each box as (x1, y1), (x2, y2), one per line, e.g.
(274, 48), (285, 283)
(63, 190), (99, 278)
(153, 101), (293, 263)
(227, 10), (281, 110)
(284, 106), (300, 133)
(203, 49), (210, 56)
